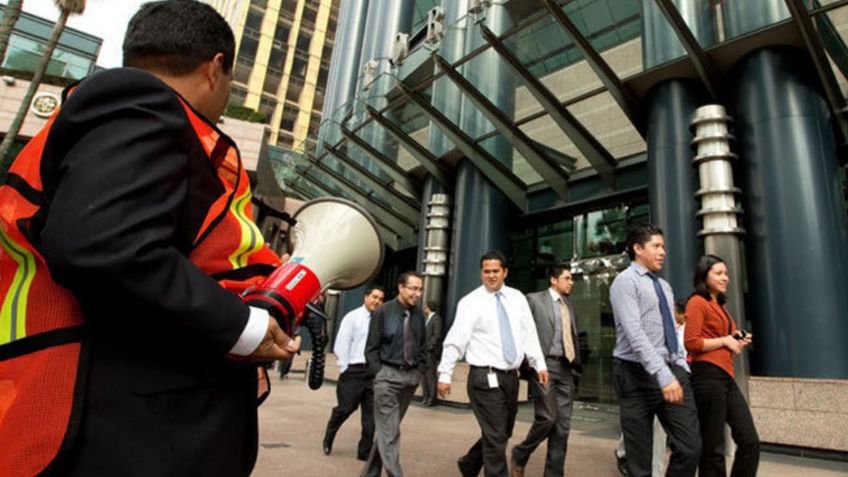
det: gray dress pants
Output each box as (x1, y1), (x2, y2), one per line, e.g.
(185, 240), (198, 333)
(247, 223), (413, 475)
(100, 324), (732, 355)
(360, 364), (420, 477)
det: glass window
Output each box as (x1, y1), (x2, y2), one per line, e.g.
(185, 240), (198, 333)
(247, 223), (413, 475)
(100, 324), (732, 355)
(277, 132), (295, 148)
(297, 32), (313, 52)
(302, 6), (318, 29)
(2, 35), (92, 79)
(286, 76), (304, 103)
(280, 105), (299, 132)
(263, 67), (283, 95)
(230, 85), (248, 105)
(290, 56), (308, 80)
(258, 95), (277, 122)
(234, 56), (254, 84)
(575, 207), (628, 259)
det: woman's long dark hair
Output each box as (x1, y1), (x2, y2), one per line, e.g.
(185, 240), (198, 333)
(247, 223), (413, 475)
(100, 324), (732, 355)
(692, 254), (727, 305)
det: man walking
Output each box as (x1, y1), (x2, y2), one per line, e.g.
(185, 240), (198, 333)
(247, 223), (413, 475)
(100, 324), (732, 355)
(438, 251), (549, 477)
(361, 272), (427, 477)
(511, 265), (582, 477)
(323, 286), (385, 460)
(610, 225), (700, 477)
(421, 301), (443, 406)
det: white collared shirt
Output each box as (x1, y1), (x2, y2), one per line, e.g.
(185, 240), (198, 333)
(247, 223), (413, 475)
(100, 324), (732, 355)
(438, 285), (547, 384)
(333, 305), (371, 373)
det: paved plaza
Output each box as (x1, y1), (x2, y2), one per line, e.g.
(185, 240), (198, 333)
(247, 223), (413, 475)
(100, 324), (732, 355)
(253, 372), (848, 476)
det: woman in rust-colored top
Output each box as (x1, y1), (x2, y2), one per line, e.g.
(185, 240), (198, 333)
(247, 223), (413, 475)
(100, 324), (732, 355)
(685, 255), (759, 477)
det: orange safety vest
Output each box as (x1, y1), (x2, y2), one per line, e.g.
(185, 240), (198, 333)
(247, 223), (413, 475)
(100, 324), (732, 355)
(0, 93), (280, 476)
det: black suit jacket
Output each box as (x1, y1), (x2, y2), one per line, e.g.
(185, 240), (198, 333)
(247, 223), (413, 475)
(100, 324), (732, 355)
(425, 312), (443, 360)
(36, 68), (259, 476)
(526, 289), (582, 374)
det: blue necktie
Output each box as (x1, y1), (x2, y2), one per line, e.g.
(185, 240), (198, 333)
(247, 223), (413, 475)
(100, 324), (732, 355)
(495, 291), (517, 363)
(648, 273), (678, 355)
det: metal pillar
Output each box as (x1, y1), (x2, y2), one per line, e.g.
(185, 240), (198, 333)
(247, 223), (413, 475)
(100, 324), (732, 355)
(322, 0), (369, 118)
(730, 47), (848, 378)
(642, 1), (717, 297)
(445, 1), (515, 328)
(690, 105), (750, 395)
(645, 80), (703, 299)
(422, 193), (451, 312)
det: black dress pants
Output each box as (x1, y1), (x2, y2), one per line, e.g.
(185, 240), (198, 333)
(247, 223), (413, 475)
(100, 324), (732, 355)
(691, 361), (759, 477)
(462, 366), (519, 477)
(324, 365), (375, 458)
(512, 357), (575, 477)
(614, 359), (701, 477)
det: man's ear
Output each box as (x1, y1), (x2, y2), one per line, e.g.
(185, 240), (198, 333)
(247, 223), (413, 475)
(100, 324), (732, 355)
(206, 52), (227, 88)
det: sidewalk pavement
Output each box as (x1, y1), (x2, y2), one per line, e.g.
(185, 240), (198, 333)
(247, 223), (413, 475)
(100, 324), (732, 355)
(253, 373), (848, 476)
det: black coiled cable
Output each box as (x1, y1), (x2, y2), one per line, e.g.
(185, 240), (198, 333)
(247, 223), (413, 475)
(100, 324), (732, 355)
(304, 303), (328, 390)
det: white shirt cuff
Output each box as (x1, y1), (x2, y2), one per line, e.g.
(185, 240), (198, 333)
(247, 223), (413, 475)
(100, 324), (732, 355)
(438, 373), (452, 384)
(229, 307), (270, 356)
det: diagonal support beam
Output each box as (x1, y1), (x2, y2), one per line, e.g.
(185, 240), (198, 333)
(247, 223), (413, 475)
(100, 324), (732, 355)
(396, 82), (528, 211)
(433, 54), (570, 201)
(339, 125), (423, 196)
(528, 7), (643, 133)
(291, 172), (400, 248)
(785, 0), (848, 142)
(322, 142), (421, 218)
(478, 26), (616, 188)
(299, 160), (416, 237)
(654, 0), (723, 100)
(365, 105), (452, 187)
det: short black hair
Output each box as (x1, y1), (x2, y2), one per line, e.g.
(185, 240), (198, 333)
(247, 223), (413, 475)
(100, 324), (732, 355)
(397, 271), (423, 287)
(123, 0), (235, 75)
(548, 263), (571, 280)
(364, 285), (385, 297)
(425, 301), (439, 313)
(692, 254), (728, 305)
(625, 224), (664, 261)
(480, 250), (508, 269)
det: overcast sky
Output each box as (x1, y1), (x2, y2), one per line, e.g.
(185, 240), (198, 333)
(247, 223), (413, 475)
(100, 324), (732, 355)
(21, 0), (148, 68)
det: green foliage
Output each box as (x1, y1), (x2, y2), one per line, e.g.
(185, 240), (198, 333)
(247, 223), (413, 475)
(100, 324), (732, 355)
(223, 104), (267, 124)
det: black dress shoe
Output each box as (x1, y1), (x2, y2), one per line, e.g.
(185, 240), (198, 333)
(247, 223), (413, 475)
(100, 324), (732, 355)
(615, 449), (628, 476)
(322, 434), (333, 455)
(457, 455), (477, 477)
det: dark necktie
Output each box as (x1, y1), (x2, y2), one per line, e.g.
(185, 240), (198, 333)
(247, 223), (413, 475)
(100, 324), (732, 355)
(403, 309), (414, 366)
(648, 272), (678, 355)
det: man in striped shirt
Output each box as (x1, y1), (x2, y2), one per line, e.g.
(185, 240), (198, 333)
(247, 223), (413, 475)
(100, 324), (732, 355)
(609, 225), (700, 477)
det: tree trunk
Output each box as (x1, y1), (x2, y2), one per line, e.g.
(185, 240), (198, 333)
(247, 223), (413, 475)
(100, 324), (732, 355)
(0, 9), (68, 179)
(0, 0), (25, 66)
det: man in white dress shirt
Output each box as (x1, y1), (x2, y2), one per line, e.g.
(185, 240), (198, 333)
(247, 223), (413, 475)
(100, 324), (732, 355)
(438, 250), (549, 477)
(322, 285), (385, 460)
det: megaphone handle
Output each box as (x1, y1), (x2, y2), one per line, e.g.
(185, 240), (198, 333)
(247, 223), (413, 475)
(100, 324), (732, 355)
(304, 303), (328, 390)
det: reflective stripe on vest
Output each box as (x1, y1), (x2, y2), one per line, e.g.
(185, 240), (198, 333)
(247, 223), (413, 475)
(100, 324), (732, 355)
(0, 90), (280, 476)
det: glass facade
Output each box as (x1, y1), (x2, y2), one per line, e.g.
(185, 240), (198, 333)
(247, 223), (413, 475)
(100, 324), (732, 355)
(267, 0), (848, 406)
(0, 6), (101, 79)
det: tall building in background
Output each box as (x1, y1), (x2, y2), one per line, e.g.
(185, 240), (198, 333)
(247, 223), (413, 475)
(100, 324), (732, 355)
(204, 0), (340, 150)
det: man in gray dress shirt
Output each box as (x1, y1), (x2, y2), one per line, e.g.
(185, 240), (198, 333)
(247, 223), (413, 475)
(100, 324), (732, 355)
(609, 225), (700, 477)
(511, 264), (581, 477)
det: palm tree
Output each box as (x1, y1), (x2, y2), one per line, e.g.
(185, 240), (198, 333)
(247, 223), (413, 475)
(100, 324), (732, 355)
(0, 0), (25, 66)
(0, 0), (86, 179)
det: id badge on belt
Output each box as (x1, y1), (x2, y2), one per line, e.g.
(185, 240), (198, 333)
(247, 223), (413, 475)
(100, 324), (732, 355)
(487, 371), (498, 388)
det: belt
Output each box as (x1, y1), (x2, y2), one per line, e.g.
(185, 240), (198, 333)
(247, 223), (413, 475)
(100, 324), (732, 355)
(470, 365), (517, 375)
(346, 363), (367, 369)
(545, 355), (573, 366)
(382, 362), (415, 371)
